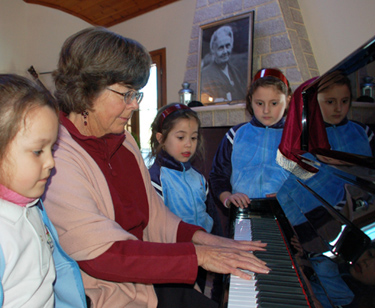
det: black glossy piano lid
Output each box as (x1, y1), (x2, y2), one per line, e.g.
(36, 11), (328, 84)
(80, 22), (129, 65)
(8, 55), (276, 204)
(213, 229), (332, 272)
(304, 35), (375, 95)
(224, 35), (375, 308)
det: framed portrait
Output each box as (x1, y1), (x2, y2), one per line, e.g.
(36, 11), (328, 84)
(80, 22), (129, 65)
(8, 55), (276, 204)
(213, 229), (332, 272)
(197, 12), (254, 105)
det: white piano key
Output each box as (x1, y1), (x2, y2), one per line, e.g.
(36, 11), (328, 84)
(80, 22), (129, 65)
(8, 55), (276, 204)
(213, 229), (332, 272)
(228, 219), (258, 308)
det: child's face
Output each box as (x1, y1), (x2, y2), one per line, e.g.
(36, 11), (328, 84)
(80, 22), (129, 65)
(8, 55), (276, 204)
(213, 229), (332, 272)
(157, 118), (199, 163)
(317, 84), (351, 125)
(3, 105), (58, 198)
(350, 247), (375, 285)
(251, 86), (290, 127)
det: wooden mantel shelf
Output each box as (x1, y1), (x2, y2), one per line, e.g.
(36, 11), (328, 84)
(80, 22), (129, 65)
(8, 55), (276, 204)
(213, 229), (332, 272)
(191, 101), (375, 128)
(191, 103), (251, 128)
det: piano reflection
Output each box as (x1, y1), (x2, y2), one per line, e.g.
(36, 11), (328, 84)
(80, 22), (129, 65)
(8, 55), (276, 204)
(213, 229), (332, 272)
(222, 35), (375, 308)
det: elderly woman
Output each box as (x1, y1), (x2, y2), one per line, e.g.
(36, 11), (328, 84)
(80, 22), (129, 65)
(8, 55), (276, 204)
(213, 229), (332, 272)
(43, 27), (269, 308)
(200, 25), (247, 103)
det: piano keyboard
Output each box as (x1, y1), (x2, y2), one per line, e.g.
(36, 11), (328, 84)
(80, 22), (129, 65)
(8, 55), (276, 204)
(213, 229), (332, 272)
(227, 217), (311, 308)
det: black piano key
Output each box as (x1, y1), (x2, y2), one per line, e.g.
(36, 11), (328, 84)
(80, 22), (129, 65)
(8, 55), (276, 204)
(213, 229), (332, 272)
(256, 271), (300, 282)
(256, 290), (308, 300)
(257, 296), (310, 307)
(267, 269), (297, 276)
(257, 242), (284, 247)
(255, 250), (291, 257)
(257, 296), (310, 306)
(267, 265), (296, 273)
(254, 252), (293, 261)
(255, 235), (284, 241)
(258, 301), (309, 308)
(262, 242), (288, 248)
(256, 278), (299, 286)
(256, 284), (304, 295)
(255, 278), (303, 290)
(255, 284), (306, 297)
(257, 257), (294, 266)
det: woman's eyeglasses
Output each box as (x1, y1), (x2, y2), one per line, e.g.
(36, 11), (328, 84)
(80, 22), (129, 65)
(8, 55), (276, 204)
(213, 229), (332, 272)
(106, 88), (144, 105)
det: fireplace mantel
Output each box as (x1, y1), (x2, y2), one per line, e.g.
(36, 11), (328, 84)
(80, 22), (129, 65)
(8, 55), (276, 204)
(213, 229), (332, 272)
(192, 101), (375, 129)
(191, 103), (251, 128)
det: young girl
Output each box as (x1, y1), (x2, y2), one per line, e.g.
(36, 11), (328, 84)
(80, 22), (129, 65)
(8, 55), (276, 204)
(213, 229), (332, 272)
(148, 103), (214, 233)
(317, 72), (375, 156)
(0, 74), (86, 307)
(209, 68), (292, 209)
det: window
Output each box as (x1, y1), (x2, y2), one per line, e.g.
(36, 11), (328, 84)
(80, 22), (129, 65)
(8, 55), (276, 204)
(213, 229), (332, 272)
(126, 48), (166, 166)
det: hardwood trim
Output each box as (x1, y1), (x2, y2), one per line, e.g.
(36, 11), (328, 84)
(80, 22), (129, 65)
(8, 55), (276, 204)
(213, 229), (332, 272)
(150, 48), (167, 108)
(131, 48), (167, 143)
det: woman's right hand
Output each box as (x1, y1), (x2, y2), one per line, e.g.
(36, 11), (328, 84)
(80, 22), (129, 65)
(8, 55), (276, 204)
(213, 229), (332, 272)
(194, 242), (270, 280)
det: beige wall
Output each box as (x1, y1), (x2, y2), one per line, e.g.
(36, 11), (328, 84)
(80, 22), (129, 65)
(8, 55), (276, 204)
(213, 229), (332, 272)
(1, 0), (375, 100)
(109, 0), (195, 103)
(298, 0), (375, 74)
(0, 0), (89, 74)
(0, 0), (194, 103)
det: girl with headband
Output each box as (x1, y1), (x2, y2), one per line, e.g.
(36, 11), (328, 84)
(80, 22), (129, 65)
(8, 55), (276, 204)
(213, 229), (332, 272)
(148, 103), (214, 234)
(209, 68), (292, 214)
(148, 103), (218, 295)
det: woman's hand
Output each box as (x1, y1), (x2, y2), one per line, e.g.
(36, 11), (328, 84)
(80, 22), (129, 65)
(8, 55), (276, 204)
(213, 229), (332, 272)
(192, 231), (270, 280)
(221, 192), (250, 209)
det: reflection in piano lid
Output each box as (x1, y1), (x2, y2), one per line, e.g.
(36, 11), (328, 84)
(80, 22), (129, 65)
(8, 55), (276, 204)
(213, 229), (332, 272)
(276, 33), (375, 308)
(274, 150), (375, 308)
(222, 36), (375, 308)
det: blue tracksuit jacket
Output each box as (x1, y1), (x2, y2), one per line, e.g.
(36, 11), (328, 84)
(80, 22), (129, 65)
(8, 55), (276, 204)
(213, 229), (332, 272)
(210, 117), (290, 200)
(149, 152), (213, 232)
(325, 118), (374, 156)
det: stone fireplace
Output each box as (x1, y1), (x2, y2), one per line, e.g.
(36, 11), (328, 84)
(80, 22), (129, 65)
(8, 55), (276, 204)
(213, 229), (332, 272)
(183, 0), (320, 132)
(184, 0), (374, 129)
(184, 0), (319, 97)
(182, 0), (320, 178)
(184, 0), (374, 180)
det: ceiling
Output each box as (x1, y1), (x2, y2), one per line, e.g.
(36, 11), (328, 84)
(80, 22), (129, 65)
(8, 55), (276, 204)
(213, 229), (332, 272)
(23, 0), (180, 27)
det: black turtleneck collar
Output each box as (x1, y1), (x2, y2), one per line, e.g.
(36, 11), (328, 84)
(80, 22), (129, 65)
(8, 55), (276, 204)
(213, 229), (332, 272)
(156, 150), (192, 172)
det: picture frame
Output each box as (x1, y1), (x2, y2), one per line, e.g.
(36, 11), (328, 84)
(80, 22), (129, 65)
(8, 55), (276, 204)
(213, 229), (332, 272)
(197, 11), (254, 105)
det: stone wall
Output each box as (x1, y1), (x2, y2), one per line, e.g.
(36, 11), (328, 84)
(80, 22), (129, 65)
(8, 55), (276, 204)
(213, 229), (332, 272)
(184, 0), (319, 98)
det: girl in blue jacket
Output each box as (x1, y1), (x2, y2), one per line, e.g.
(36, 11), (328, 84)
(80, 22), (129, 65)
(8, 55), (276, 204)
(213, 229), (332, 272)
(0, 74), (86, 308)
(209, 68), (292, 210)
(148, 103), (220, 295)
(148, 103), (214, 233)
(317, 72), (374, 156)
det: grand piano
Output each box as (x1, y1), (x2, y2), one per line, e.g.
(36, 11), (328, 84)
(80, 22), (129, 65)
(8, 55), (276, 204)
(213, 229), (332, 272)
(221, 35), (375, 308)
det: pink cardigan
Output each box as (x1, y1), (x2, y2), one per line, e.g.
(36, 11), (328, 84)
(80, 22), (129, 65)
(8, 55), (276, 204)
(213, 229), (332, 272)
(43, 125), (197, 307)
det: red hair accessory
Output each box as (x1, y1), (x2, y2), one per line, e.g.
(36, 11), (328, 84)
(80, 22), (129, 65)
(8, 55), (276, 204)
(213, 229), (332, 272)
(253, 68), (289, 87)
(159, 104), (190, 131)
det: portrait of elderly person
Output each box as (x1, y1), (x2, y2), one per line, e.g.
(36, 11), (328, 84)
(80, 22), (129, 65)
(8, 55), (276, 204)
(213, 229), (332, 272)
(200, 25), (247, 103)
(42, 26), (270, 308)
